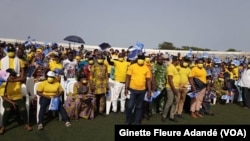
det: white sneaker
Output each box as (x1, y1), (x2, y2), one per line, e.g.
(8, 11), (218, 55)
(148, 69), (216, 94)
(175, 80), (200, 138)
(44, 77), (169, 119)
(120, 109), (125, 113)
(65, 122), (71, 127)
(37, 124), (43, 130)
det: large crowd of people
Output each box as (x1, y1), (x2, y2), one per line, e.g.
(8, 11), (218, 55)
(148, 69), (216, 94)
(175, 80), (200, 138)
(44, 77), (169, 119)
(0, 41), (249, 135)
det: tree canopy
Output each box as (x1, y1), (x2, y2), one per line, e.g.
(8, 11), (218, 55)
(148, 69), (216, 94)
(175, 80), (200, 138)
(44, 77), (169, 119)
(157, 41), (239, 52)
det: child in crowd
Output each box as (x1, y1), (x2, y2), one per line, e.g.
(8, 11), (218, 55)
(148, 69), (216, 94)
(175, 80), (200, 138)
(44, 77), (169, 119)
(200, 83), (216, 116)
(213, 77), (228, 103)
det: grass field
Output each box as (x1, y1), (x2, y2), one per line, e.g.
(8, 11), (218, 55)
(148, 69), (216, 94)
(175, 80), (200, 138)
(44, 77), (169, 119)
(1, 103), (250, 141)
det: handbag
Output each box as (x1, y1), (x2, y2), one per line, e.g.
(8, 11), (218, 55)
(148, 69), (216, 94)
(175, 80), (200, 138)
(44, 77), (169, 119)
(48, 97), (60, 111)
(193, 77), (207, 91)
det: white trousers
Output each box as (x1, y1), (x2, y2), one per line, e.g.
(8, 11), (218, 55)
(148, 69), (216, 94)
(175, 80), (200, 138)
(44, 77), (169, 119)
(111, 81), (127, 112)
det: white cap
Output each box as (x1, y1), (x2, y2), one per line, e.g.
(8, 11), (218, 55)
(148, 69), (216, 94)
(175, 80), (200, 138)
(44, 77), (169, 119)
(47, 71), (55, 77)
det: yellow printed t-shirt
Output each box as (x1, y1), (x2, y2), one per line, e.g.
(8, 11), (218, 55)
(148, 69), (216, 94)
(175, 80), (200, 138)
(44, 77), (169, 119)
(89, 63), (109, 94)
(189, 66), (207, 84)
(37, 80), (63, 97)
(127, 63), (151, 90)
(113, 60), (130, 82)
(166, 64), (180, 89)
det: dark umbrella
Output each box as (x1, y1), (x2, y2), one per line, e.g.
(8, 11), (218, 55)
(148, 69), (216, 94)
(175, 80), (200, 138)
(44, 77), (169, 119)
(63, 35), (85, 44)
(99, 42), (111, 50)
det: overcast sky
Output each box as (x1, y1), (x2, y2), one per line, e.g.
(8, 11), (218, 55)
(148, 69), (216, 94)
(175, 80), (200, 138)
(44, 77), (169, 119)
(0, 0), (250, 51)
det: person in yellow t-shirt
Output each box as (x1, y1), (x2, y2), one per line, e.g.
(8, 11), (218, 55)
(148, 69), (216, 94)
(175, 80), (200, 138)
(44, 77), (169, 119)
(161, 55), (180, 122)
(205, 57), (213, 70)
(188, 58), (207, 118)
(48, 54), (63, 73)
(104, 58), (112, 78)
(125, 54), (151, 125)
(0, 46), (32, 135)
(16, 45), (28, 74)
(106, 52), (130, 113)
(36, 71), (71, 130)
(175, 57), (191, 118)
(48, 54), (63, 82)
(142, 54), (155, 120)
(224, 64), (238, 103)
(232, 65), (239, 81)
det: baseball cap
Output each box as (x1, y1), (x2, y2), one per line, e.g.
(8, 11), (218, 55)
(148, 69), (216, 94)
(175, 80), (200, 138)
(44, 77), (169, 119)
(47, 71), (56, 77)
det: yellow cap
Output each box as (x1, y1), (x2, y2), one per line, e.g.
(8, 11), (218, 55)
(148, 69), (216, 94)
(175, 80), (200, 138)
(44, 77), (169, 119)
(36, 48), (43, 53)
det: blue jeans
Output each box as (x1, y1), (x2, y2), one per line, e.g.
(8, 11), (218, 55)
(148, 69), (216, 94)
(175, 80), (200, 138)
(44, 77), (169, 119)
(125, 88), (146, 125)
(38, 96), (69, 124)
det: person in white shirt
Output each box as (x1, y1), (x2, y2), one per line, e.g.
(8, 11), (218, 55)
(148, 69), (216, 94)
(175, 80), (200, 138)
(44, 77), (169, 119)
(63, 51), (77, 80)
(238, 63), (250, 109)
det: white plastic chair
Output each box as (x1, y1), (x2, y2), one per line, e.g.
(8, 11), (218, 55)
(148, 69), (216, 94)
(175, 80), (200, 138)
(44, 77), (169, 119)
(0, 83), (30, 126)
(60, 75), (66, 91)
(34, 82), (42, 123)
(64, 80), (77, 101)
(34, 81), (62, 123)
(61, 77), (76, 102)
(21, 83), (30, 123)
(0, 97), (4, 126)
(26, 77), (35, 101)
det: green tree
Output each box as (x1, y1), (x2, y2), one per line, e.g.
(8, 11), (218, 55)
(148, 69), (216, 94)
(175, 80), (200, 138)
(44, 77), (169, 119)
(158, 42), (212, 51)
(158, 42), (176, 50)
(226, 48), (240, 52)
(181, 46), (190, 50)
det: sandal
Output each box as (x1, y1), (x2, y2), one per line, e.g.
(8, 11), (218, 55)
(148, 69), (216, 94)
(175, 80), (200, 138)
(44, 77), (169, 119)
(65, 122), (71, 127)
(24, 125), (33, 131)
(0, 127), (5, 135)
